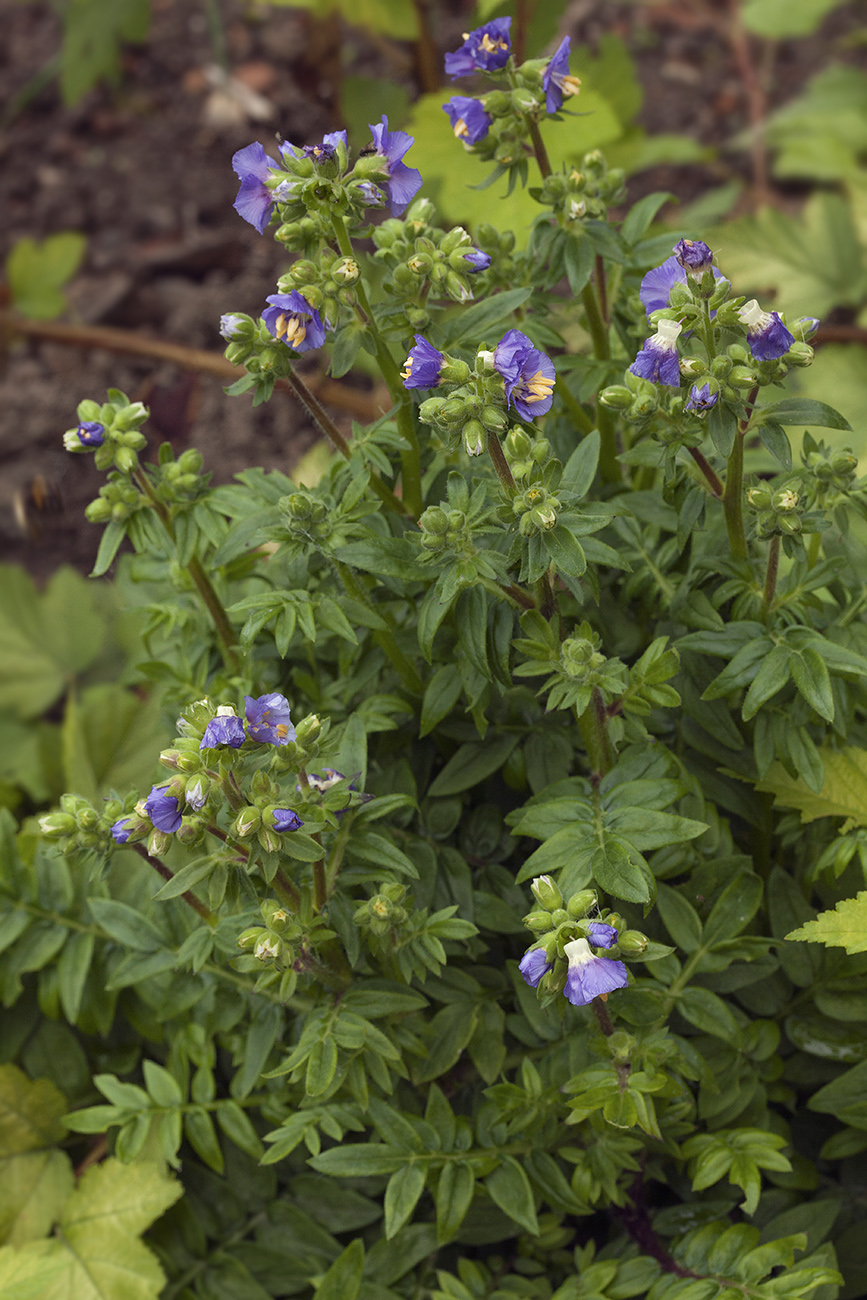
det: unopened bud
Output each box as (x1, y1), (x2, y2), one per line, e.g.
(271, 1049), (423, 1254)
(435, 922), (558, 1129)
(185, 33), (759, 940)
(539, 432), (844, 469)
(566, 889), (598, 919)
(617, 930), (648, 956)
(531, 875), (563, 912)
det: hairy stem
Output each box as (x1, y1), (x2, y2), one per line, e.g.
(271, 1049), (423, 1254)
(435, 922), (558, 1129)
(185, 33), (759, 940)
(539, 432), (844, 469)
(487, 432), (518, 496)
(527, 117), (551, 179)
(331, 215), (422, 514)
(554, 374), (595, 435)
(581, 283), (620, 483)
(722, 387), (758, 561)
(131, 844), (215, 923)
(762, 533), (780, 619)
(577, 687), (612, 780)
(687, 446), (724, 498)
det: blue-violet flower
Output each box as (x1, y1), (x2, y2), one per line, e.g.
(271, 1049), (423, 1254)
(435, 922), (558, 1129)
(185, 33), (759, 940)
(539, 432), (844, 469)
(673, 238), (714, 276)
(629, 319), (683, 386)
(301, 129), (347, 162)
(262, 291), (327, 353)
(442, 96), (492, 145)
(737, 299), (794, 361)
(144, 785), (183, 834)
(464, 248), (491, 272)
(232, 142), (276, 234)
(493, 329), (556, 420)
(542, 37), (581, 114)
(445, 18), (511, 78)
(244, 693), (296, 745)
(200, 709), (246, 750)
(367, 117), (423, 217)
(110, 817), (132, 844)
(563, 937), (629, 1005)
(219, 314), (245, 341)
(77, 421), (105, 447)
(587, 922), (618, 949)
(272, 808), (304, 832)
(639, 252), (724, 318)
(401, 336), (445, 389)
(519, 947), (552, 988)
(685, 383), (719, 414)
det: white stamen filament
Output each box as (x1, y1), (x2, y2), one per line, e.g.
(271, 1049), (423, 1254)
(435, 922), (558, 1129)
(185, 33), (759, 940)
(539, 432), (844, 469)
(555, 73), (582, 97)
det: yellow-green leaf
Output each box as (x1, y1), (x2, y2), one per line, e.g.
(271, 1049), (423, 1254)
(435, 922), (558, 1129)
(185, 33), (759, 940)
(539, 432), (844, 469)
(786, 891), (867, 954)
(755, 747), (867, 827)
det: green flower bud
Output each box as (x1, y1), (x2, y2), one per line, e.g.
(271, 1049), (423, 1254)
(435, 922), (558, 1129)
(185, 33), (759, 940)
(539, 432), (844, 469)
(617, 930), (648, 955)
(511, 87), (540, 113)
(407, 253), (433, 275)
(566, 889), (598, 919)
(255, 934), (282, 961)
(439, 357), (472, 385)
(480, 405), (508, 433)
(599, 385), (632, 410)
(115, 447), (139, 474)
(440, 226), (471, 255)
(523, 910), (554, 933)
(481, 90), (511, 117)
(85, 498), (113, 523)
(38, 813), (78, 838)
(463, 419), (487, 457)
(295, 713), (321, 744)
(420, 506), (449, 534)
(531, 875), (563, 912)
(234, 807), (261, 837)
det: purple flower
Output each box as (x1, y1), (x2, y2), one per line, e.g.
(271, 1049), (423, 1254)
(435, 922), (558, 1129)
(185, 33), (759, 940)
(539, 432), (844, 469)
(367, 117), (423, 217)
(355, 181), (386, 208)
(737, 299), (794, 361)
(262, 291), (327, 353)
(301, 129), (347, 162)
(543, 37), (581, 114)
(111, 817), (132, 844)
(185, 778), (208, 811)
(401, 336), (445, 389)
(519, 947), (552, 988)
(563, 937), (629, 1006)
(200, 711), (246, 750)
(639, 253), (725, 318)
(272, 808), (303, 832)
(587, 922), (618, 949)
(464, 249), (491, 272)
(77, 421), (105, 447)
(442, 96), (492, 145)
(445, 18), (511, 78)
(306, 768), (346, 793)
(673, 238), (714, 276)
(628, 319), (683, 386)
(493, 329), (556, 421)
(685, 383), (719, 414)
(232, 142), (277, 234)
(144, 785), (182, 834)
(219, 314), (245, 341)
(244, 693), (296, 745)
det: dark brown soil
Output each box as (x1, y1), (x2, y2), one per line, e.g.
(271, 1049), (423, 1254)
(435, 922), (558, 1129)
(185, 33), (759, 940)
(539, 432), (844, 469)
(0, 0), (862, 579)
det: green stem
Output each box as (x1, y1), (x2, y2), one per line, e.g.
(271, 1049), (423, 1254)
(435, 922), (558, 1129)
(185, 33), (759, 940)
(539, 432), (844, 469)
(331, 214), (422, 514)
(534, 567), (557, 622)
(134, 472), (241, 673)
(807, 531), (821, 569)
(487, 432), (518, 496)
(762, 533), (780, 620)
(576, 687), (612, 779)
(527, 116), (551, 179)
(580, 283), (620, 483)
(554, 375), (595, 435)
(282, 367), (410, 517)
(131, 844), (215, 923)
(481, 577), (535, 611)
(722, 431), (748, 560)
(273, 867), (302, 912)
(333, 559), (423, 694)
(313, 854), (327, 911)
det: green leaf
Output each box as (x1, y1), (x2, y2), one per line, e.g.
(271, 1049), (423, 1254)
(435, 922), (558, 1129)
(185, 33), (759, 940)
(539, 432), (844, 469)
(306, 1037), (339, 1097)
(383, 1163), (426, 1239)
(656, 885), (702, 953)
(427, 733), (518, 798)
(420, 665), (463, 738)
(0, 1245), (67, 1300)
(591, 837), (652, 905)
(541, 526), (587, 580)
(6, 233), (86, 318)
(60, 0), (150, 106)
(437, 288), (534, 348)
(435, 1162), (475, 1243)
(790, 647), (834, 721)
(760, 397), (852, 430)
(86, 899), (168, 953)
(561, 431), (600, 499)
(786, 891), (867, 954)
(485, 1157), (538, 1235)
(314, 1238), (365, 1300)
(742, 0), (847, 38)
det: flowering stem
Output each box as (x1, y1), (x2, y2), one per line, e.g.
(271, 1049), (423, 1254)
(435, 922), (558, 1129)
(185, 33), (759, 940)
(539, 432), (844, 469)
(592, 997), (614, 1036)
(282, 368), (410, 517)
(687, 446), (723, 498)
(722, 431), (748, 560)
(331, 214), (423, 515)
(482, 577), (536, 611)
(535, 568), (557, 621)
(273, 867), (302, 912)
(333, 559), (423, 694)
(554, 375), (595, 435)
(762, 534), (780, 619)
(807, 531), (821, 569)
(576, 687), (612, 779)
(134, 472), (241, 673)
(313, 853), (327, 912)
(580, 283), (621, 484)
(527, 117), (551, 180)
(487, 433), (518, 496)
(131, 844), (215, 923)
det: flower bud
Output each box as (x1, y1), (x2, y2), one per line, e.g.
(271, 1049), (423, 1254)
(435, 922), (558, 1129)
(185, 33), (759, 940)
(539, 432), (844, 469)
(617, 930), (648, 956)
(295, 713), (321, 744)
(599, 385), (632, 410)
(255, 935), (282, 961)
(440, 226), (472, 255)
(234, 807), (261, 838)
(39, 813), (77, 838)
(566, 889), (598, 919)
(463, 420), (487, 456)
(511, 87), (539, 113)
(482, 90), (511, 117)
(523, 910), (554, 933)
(531, 875), (563, 912)
(439, 358), (472, 385)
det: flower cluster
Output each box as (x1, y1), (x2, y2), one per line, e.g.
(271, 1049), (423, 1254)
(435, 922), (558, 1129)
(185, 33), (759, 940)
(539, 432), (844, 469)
(200, 693), (297, 749)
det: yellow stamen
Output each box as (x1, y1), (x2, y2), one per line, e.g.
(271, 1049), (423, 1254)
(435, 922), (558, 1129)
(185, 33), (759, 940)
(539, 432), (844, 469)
(556, 74), (581, 97)
(276, 723), (289, 738)
(480, 33), (507, 53)
(521, 370), (555, 403)
(400, 358), (413, 381)
(276, 313), (307, 347)
(453, 118), (468, 138)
